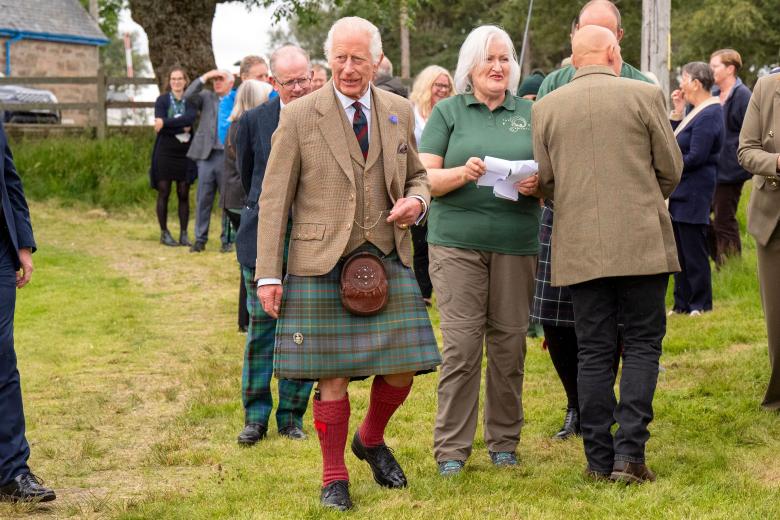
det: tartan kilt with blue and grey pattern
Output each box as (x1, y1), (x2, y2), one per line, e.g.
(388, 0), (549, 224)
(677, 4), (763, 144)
(530, 201), (576, 328)
(273, 247), (441, 380)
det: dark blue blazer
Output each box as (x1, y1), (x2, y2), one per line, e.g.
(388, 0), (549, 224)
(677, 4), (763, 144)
(670, 103), (724, 225)
(0, 122), (35, 269)
(234, 97), (281, 269)
(714, 80), (752, 184)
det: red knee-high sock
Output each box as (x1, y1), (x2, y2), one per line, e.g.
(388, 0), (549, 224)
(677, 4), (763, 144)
(358, 376), (412, 447)
(313, 394), (350, 486)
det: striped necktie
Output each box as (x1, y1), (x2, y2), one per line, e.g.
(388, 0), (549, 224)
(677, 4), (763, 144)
(352, 101), (369, 159)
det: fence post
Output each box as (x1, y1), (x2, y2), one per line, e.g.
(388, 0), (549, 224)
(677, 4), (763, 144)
(96, 66), (107, 140)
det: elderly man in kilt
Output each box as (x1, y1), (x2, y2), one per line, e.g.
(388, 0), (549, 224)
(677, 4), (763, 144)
(256, 17), (441, 511)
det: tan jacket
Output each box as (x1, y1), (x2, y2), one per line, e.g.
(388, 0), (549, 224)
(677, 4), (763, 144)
(255, 82), (430, 279)
(532, 66), (683, 287)
(738, 73), (780, 246)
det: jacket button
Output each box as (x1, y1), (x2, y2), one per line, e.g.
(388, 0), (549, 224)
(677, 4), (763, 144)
(349, 193), (354, 200)
(346, 224), (351, 230)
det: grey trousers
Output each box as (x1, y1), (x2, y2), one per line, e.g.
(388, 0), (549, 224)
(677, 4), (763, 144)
(757, 225), (780, 411)
(430, 244), (536, 462)
(194, 149), (227, 245)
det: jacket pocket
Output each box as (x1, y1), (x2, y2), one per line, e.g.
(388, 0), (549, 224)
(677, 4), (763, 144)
(291, 223), (326, 241)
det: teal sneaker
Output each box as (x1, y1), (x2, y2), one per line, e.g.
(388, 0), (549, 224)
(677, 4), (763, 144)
(438, 460), (465, 477)
(489, 451), (518, 466)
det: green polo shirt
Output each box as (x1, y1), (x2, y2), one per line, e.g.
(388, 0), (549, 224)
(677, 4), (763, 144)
(419, 92), (540, 255)
(537, 62), (651, 99)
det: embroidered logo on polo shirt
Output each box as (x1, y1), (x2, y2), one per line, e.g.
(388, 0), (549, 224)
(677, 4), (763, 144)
(503, 115), (530, 133)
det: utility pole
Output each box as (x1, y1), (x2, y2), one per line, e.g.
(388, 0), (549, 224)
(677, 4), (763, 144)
(641, 0), (671, 96)
(399, 1), (410, 79)
(89, 0), (99, 20)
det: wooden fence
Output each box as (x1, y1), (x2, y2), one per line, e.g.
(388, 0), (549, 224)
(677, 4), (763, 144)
(0, 71), (157, 139)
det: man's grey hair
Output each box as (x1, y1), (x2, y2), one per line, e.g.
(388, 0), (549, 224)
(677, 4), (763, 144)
(323, 17), (383, 64)
(453, 25), (521, 95)
(379, 56), (393, 76)
(269, 45), (311, 77)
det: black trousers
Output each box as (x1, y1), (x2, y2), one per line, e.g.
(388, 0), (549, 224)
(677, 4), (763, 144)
(569, 274), (667, 474)
(672, 221), (712, 313)
(710, 182), (744, 265)
(0, 230), (30, 485)
(411, 222), (432, 299)
(226, 211), (249, 331)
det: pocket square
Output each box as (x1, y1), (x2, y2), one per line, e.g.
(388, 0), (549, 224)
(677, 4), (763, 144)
(397, 142), (408, 154)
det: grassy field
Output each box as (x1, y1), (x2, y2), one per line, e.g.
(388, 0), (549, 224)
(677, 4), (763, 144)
(2, 193), (779, 519)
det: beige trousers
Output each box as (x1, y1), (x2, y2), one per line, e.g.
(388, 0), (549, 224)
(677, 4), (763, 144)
(430, 244), (536, 462)
(757, 224), (780, 410)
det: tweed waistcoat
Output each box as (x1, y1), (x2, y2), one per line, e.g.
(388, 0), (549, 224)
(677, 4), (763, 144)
(339, 95), (396, 257)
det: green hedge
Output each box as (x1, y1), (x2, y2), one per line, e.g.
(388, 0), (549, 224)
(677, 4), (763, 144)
(10, 134), (157, 208)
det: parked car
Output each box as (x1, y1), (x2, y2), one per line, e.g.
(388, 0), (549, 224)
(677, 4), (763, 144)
(0, 84), (61, 124)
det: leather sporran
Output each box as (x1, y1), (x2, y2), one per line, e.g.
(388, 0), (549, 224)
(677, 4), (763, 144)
(340, 252), (389, 316)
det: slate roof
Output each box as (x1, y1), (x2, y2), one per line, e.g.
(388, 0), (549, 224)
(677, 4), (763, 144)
(0, 0), (108, 43)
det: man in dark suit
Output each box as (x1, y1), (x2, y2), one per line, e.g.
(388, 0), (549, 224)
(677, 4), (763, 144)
(232, 45), (315, 446)
(0, 122), (56, 502)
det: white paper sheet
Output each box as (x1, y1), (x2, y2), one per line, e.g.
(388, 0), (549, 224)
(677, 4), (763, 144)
(476, 156), (539, 201)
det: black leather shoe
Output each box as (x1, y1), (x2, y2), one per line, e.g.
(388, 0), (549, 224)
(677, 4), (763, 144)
(279, 425), (307, 440)
(179, 231), (192, 247)
(351, 431), (407, 488)
(0, 473), (56, 502)
(552, 407), (580, 440)
(320, 480), (352, 511)
(160, 230), (177, 247)
(237, 423), (267, 446)
(610, 460), (656, 484)
(190, 240), (205, 253)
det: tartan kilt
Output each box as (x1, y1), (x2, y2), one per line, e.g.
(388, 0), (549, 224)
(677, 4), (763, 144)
(530, 201), (576, 327)
(273, 250), (441, 380)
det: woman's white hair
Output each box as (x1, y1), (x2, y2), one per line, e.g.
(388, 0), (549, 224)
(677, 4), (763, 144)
(228, 79), (272, 122)
(323, 17), (383, 63)
(454, 25), (521, 95)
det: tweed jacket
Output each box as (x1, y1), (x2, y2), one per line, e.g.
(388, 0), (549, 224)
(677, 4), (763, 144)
(184, 77), (221, 161)
(532, 66), (683, 287)
(738, 73), (780, 246)
(0, 122), (36, 269)
(256, 81), (430, 280)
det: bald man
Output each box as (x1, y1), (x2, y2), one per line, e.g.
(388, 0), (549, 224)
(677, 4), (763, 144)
(532, 25), (683, 484)
(530, 0), (656, 444)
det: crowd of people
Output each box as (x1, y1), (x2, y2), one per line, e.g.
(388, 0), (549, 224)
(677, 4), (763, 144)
(1, 0), (778, 510)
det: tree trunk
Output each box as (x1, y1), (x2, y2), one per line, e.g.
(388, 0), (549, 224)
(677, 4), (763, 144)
(128, 0), (221, 90)
(641, 0), (671, 97)
(399, 1), (410, 79)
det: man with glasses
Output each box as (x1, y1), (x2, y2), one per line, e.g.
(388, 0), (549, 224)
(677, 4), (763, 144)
(233, 45), (314, 446)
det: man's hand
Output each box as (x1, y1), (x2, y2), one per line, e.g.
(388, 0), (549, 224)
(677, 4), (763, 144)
(154, 118), (163, 133)
(515, 174), (540, 197)
(460, 157), (487, 184)
(258, 284), (283, 318)
(386, 197), (423, 228)
(16, 248), (33, 289)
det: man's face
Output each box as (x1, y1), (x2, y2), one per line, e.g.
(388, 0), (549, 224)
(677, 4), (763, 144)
(243, 63), (269, 83)
(311, 68), (328, 90)
(328, 31), (380, 100)
(272, 55), (312, 105)
(212, 73), (234, 96)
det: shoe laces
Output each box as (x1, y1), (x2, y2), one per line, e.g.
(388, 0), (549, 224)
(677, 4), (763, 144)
(491, 452), (517, 465)
(19, 473), (45, 486)
(440, 460), (464, 473)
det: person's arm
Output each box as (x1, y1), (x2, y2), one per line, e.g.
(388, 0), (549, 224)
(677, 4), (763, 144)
(183, 77), (206, 109)
(2, 124), (36, 286)
(739, 78), (780, 176)
(648, 89), (683, 198)
(236, 112), (255, 194)
(532, 102), (554, 199)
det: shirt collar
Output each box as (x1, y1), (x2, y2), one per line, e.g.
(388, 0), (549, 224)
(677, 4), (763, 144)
(334, 82), (372, 112)
(279, 95), (286, 110)
(463, 91), (515, 111)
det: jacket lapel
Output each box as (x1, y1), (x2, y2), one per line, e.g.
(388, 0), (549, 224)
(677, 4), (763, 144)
(260, 97), (281, 159)
(371, 86), (401, 199)
(316, 82), (355, 186)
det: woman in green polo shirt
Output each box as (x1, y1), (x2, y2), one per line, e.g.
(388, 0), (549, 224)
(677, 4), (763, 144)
(419, 24), (541, 477)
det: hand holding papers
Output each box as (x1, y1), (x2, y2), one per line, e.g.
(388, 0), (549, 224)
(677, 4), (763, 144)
(476, 156), (539, 201)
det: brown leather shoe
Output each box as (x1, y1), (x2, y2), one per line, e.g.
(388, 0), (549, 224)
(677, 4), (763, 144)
(583, 465), (611, 482)
(610, 460), (656, 484)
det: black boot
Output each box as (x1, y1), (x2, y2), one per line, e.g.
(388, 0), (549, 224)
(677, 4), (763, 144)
(552, 407), (580, 440)
(160, 229), (177, 247)
(179, 230), (192, 247)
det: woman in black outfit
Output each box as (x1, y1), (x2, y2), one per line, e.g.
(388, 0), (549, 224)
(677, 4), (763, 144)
(151, 66), (197, 246)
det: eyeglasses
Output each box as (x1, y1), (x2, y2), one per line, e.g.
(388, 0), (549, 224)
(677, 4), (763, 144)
(433, 82), (452, 91)
(278, 77), (311, 89)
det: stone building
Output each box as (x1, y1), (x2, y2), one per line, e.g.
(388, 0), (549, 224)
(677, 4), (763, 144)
(0, 0), (108, 125)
